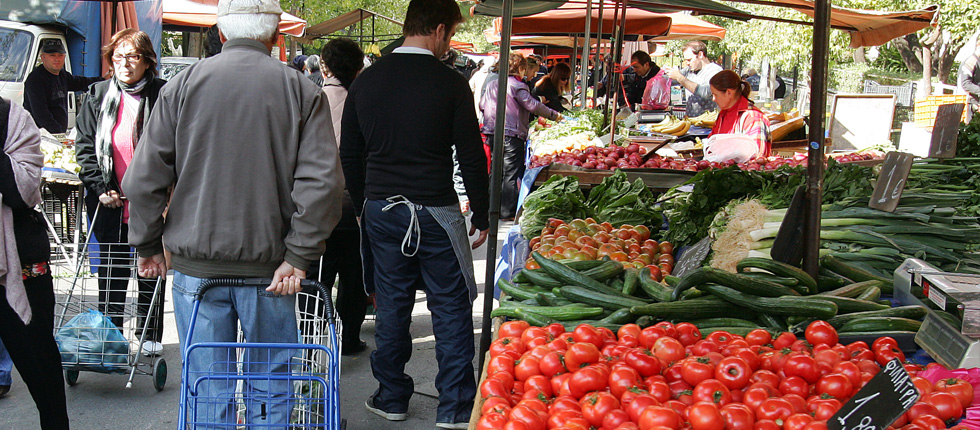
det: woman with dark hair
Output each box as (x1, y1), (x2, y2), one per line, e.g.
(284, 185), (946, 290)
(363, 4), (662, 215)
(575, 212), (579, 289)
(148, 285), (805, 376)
(481, 53), (562, 220)
(317, 37), (369, 355)
(75, 29), (168, 356)
(533, 62), (571, 112)
(708, 69), (771, 158)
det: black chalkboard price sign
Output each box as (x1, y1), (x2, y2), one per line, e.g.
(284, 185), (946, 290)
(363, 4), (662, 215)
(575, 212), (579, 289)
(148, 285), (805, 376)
(673, 237), (712, 278)
(869, 152), (915, 212)
(771, 186), (806, 266)
(928, 103), (964, 159)
(828, 359), (919, 430)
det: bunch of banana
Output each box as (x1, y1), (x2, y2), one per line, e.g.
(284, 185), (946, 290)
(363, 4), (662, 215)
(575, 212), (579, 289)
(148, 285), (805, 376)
(649, 116), (692, 136)
(688, 110), (719, 128)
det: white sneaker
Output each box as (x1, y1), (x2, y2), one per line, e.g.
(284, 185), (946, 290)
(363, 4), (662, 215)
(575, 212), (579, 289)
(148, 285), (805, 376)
(141, 341), (163, 356)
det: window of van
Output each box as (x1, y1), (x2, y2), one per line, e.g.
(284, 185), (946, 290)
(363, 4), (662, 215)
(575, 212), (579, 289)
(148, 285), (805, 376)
(0, 29), (34, 82)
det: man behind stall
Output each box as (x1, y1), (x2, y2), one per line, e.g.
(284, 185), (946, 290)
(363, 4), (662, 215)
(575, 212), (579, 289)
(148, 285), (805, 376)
(340, 0), (490, 427)
(626, 50), (661, 108)
(23, 39), (101, 134)
(666, 40), (723, 117)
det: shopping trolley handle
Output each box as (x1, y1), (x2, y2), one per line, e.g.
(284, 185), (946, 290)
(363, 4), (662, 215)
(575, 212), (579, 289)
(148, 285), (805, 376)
(197, 278), (330, 301)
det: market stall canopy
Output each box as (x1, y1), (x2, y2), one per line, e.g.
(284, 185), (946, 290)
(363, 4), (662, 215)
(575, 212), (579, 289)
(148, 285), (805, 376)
(493, 1), (672, 38)
(472, 0), (745, 19)
(297, 8), (402, 42)
(377, 36), (483, 55)
(485, 11), (724, 46)
(162, 0), (306, 36)
(766, 0), (937, 48)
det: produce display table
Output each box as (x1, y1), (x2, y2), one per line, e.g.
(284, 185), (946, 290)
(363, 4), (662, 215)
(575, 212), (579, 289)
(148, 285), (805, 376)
(531, 164), (695, 192)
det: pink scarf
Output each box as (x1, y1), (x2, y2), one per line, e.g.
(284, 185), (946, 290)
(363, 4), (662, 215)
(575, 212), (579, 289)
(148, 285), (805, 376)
(1, 102), (43, 324)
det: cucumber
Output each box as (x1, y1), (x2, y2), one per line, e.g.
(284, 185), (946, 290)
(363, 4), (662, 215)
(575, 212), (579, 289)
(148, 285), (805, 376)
(821, 255), (892, 293)
(670, 268), (713, 301)
(818, 267), (854, 291)
(635, 315), (655, 327)
(758, 313), (789, 330)
(839, 317), (922, 333)
(580, 261), (626, 282)
(609, 278), (625, 293)
(515, 308), (557, 326)
(560, 320), (624, 332)
(534, 252), (632, 298)
(820, 280), (885, 298)
(700, 284), (838, 319)
(854, 286), (882, 302)
(703, 267), (800, 297)
(788, 317), (819, 334)
(535, 293), (575, 307)
(493, 302), (603, 321)
(689, 318), (761, 329)
(622, 269), (640, 296)
(630, 296), (747, 320)
(741, 273), (800, 287)
(562, 260), (608, 271)
(638, 268), (673, 302)
(810, 295), (890, 313)
(736, 257), (818, 295)
(825, 305), (928, 329)
(498, 278), (549, 301)
(559, 285), (649, 311)
(512, 270), (529, 284)
(663, 275), (681, 287)
(699, 327), (764, 337)
(600, 308), (636, 325)
(522, 269), (563, 288)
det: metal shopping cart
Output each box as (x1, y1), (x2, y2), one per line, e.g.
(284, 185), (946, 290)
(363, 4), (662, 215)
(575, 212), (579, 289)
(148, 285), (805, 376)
(53, 205), (168, 390)
(178, 278), (340, 430)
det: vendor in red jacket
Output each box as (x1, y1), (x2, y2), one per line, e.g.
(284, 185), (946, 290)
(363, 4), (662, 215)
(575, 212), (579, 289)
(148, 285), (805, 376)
(709, 70), (772, 158)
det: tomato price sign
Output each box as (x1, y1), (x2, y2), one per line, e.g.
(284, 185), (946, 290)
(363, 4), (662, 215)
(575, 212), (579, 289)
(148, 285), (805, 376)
(928, 103), (964, 159)
(828, 359), (919, 430)
(869, 152), (914, 212)
(673, 237), (712, 278)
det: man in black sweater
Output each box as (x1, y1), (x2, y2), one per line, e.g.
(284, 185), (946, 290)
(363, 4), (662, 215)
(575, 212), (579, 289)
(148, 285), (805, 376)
(340, 0), (489, 428)
(23, 39), (101, 134)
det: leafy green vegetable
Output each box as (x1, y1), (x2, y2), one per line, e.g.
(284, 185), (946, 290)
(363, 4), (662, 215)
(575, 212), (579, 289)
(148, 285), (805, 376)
(520, 175), (593, 238)
(956, 115), (980, 158)
(586, 169), (659, 228)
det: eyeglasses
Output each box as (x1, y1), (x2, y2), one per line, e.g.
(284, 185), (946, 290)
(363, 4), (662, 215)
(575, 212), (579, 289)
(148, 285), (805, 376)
(112, 53), (142, 63)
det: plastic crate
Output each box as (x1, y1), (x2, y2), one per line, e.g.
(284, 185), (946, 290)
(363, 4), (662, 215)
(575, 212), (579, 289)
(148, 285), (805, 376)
(864, 80), (916, 107)
(42, 182), (84, 246)
(914, 95), (968, 128)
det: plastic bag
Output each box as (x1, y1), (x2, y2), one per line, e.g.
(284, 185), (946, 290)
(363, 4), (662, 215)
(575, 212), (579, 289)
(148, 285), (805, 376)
(641, 69), (671, 110)
(703, 134), (760, 163)
(56, 309), (130, 372)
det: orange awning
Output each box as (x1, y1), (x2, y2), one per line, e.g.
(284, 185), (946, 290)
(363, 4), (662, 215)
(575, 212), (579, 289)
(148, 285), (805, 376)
(762, 0), (936, 47)
(503, 1), (671, 37)
(162, 0), (306, 37)
(651, 12), (725, 41)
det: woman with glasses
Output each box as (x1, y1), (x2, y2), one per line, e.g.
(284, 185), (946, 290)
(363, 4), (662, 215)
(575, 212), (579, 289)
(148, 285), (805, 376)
(75, 29), (168, 356)
(532, 62), (571, 113)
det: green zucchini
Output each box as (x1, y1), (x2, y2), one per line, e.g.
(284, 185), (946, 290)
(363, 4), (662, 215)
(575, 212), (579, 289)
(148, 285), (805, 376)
(736, 257), (818, 295)
(559, 285), (649, 311)
(609, 278), (625, 293)
(820, 280), (885, 298)
(703, 267), (800, 297)
(758, 313), (789, 330)
(630, 296), (746, 320)
(562, 260), (608, 271)
(854, 286), (882, 302)
(580, 261), (626, 282)
(689, 318), (761, 329)
(670, 268), (713, 301)
(498, 278), (549, 301)
(821, 255), (892, 293)
(810, 295), (890, 313)
(600, 308), (636, 324)
(825, 305), (928, 329)
(515, 308), (557, 326)
(741, 273), (800, 287)
(663, 275), (681, 287)
(839, 317), (922, 333)
(700, 284), (838, 319)
(622, 269), (640, 296)
(534, 252), (631, 298)
(535, 293), (574, 307)
(512, 270), (529, 284)
(699, 327), (763, 337)
(521, 269), (563, 288)
(493, 302), (603, 321)
(638, 268), (673, 302)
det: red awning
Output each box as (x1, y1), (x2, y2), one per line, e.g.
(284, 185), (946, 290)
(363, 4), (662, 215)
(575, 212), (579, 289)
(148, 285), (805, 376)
(503, 1), (672, 37)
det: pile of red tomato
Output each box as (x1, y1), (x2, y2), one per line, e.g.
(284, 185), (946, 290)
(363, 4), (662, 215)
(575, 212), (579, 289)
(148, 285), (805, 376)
(477, 320), (974, 430)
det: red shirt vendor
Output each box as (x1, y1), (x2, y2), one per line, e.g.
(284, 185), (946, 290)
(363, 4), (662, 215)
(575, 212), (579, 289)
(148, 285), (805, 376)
(708, 70), (771, 158)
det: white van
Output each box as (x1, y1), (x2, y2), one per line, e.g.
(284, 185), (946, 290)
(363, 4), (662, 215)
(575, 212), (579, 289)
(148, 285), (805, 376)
(0, 20), (77, 129)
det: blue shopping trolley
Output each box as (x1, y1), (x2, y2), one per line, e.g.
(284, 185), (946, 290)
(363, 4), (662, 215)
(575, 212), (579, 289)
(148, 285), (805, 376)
(178, 278), (340, 429)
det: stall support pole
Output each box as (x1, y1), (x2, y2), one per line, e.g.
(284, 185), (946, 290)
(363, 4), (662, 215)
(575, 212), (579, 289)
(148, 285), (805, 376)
(603, 0), (624, 129)
(579, 0), (593, 108)
(571, 36), (579, 93)
(478, 0), (513, 376)
(803, 0), (831, 278)
(593, 0), (605, 109)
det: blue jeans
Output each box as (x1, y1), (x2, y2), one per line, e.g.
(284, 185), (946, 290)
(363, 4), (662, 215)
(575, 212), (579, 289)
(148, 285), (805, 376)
(172, 271), (299, 429)
(0, 336), (10, 386)
(363, 199), (476, 424)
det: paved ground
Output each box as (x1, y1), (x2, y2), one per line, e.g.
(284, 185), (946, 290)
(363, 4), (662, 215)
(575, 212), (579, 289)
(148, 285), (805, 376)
(0, 222), (513, 429)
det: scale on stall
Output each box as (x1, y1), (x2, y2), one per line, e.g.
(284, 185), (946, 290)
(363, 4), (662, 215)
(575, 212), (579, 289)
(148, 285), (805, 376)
(635, 110), (672, 124)
(893, 258), (980, 368)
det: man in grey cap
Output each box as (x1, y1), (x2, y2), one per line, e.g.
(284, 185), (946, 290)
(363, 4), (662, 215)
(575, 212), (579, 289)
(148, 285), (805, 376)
(123, 0), (343, 426)
(23, 39), (101, 133)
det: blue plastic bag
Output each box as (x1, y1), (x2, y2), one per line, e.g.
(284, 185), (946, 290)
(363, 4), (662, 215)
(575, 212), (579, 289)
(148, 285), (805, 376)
(56, 309), (130, 372)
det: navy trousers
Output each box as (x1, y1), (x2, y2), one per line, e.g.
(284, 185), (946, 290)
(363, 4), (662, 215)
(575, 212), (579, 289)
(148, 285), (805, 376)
(363, 199), (476, 423)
